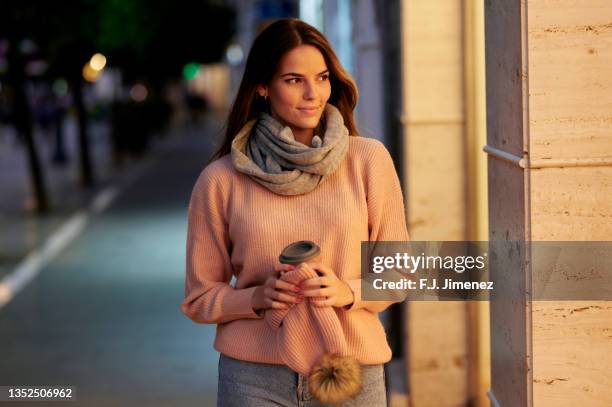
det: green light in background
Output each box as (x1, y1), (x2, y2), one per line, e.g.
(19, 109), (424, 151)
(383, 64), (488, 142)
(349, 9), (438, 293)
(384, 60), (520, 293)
(182, 63), (201, 81)
(52, 78), (69, 97)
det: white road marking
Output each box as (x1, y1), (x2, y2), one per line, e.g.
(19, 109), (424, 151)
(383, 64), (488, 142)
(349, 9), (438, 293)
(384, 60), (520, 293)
(0, 158), (155, 310)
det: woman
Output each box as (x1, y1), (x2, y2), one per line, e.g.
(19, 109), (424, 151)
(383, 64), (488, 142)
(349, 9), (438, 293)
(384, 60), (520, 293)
(181, 18), (409, 406)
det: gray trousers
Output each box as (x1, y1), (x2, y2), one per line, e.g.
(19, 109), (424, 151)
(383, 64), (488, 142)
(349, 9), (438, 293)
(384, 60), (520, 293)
(217, 353), (387, 407)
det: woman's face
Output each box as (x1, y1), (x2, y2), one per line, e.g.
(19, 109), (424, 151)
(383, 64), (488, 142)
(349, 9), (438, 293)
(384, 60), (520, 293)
(258, 45), (332, 137)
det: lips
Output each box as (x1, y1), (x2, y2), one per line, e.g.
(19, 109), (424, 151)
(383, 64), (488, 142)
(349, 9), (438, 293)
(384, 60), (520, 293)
(297, 106), (320, 114)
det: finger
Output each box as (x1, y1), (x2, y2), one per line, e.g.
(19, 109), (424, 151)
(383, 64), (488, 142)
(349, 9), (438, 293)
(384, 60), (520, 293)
(310, 262), (333, 276)
(299, 277), (322, 288)
(267, 276), (290, 289)
(265, 286), (299, 301)
(300, 276), (332, 288)
(274, 279), (300, 293)
(302, 287), (331, 297)
(264, 297), (288, 309)
(274, 291), (302, 303)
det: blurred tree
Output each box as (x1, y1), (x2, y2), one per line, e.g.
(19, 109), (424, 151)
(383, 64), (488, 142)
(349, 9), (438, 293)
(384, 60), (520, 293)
(0, 0), (236, 212)
(6, 44), (49, 213)
(0, 0), (99, 213)
(97, 0), (236, 162)
(97, 0), (236, 86)
(44, 0), (99, 188)
(0, 1), (52, 213)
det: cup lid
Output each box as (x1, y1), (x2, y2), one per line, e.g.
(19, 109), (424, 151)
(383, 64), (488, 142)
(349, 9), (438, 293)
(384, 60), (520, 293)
(279, 240), (321, 264)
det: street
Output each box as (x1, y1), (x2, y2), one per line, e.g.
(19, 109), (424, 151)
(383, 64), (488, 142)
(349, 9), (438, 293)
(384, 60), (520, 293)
(0, 119), (221, 406)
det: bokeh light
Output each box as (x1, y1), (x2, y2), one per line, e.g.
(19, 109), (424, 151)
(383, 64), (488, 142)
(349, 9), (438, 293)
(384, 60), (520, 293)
(225, 44), (244, 65)
(182, 63), (201, 81)
(82, 63), (101, 82)
(89, 53), (107, 71)
(52, 79), (69, 97)
(130, 83), (148, 102)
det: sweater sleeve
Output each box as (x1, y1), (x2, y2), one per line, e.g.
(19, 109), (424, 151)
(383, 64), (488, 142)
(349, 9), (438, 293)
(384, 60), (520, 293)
(180, 167), (263, 324)
(345, 140), (410, 313)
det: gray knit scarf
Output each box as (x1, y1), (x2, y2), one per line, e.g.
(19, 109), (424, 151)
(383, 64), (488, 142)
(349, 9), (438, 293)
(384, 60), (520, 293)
(231, 103), (349, 196)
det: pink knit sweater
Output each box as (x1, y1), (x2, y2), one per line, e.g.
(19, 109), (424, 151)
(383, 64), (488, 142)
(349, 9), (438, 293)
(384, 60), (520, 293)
(181, 136), (410, 366)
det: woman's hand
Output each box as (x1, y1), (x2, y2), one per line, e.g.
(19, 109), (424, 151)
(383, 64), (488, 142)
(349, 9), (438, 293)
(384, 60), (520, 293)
(295, 262), (354, 308)
(251, 264), (303, 312)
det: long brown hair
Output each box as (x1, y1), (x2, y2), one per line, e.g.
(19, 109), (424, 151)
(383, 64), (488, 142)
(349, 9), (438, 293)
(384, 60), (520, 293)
(209, 18), (360, 162)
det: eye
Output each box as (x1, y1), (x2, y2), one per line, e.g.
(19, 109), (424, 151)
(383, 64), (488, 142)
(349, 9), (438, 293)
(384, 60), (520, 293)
(319, 74), (330, 81)
(285, 78), (301, 84)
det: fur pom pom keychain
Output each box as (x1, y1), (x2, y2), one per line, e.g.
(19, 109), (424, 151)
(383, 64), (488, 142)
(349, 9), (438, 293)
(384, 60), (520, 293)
(308, 354), (363, 404)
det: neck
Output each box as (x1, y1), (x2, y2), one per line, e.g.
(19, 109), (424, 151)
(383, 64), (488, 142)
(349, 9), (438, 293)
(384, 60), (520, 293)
(293, 128), (314, 146)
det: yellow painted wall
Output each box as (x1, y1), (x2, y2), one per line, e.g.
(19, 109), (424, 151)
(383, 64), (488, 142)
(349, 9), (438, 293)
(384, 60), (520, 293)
(400, 0), (490, 405)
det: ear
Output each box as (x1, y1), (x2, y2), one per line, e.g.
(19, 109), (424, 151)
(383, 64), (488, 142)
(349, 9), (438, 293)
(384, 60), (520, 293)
(256, 85), (267, 98)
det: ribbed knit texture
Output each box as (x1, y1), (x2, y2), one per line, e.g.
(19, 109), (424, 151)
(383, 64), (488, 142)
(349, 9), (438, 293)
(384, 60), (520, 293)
(264, 265), (349, 375)
(181, 136), (410, 367)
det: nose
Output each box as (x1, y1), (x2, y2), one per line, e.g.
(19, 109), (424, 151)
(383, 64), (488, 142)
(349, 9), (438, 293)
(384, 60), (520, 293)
(303, 80), (316, 100)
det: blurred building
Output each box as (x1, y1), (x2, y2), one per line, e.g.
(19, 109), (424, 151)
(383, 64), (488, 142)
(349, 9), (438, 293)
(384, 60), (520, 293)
(224, 0), (299, 102)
